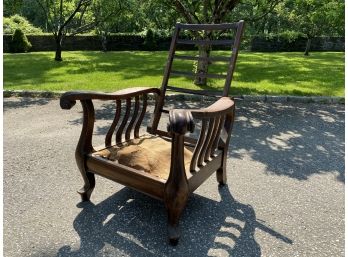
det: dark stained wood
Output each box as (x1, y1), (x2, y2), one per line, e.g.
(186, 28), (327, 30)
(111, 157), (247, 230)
(125, 96), (140, 141)
(148, 24), (180, 134)
(60, 21), (244, 245)
(87, 156), (165, 200)
(177, 23), (238, 30)
(134, 94), (147, 138)
(154, 129), (198, 146)
(166, 86), (221, 97)
(204, 116), (221, 161)
(177, 39), (234, 45)
(197, 117), (215, 166)
(210, 115), (225, 157)
(190, 119), (208, 172)
(105, 99), (121, 147)
(60, 87), (161, 109)
(188, 151), (223, 193)
(171, 70), (226, 79)
(75, 100), (96, 201)
(216, 108), (235, 185)
(165, 109), (194, 245)
(116, 98), (131, 144)
(223, 20), (245, 96)
(174, 54), (231, 62)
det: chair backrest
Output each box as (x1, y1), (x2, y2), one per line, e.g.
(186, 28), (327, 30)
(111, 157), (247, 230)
(149, 21), (245, 133)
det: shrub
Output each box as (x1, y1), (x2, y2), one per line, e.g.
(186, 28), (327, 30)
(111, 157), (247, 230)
(9, 29), (32, 53)
(143, 29), (157, 50)
(3, 14), (43, 34)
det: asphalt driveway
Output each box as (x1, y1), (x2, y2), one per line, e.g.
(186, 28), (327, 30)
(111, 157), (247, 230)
(4, 97), (344, 257)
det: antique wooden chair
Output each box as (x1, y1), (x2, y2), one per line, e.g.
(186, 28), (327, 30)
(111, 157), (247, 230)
(60, 21), (244, 245)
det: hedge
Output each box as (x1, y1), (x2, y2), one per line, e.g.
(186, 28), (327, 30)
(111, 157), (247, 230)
(251, 36), (344, 52)
(3, 33), (344, 52)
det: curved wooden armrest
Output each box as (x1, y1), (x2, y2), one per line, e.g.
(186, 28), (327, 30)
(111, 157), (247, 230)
(167, 97), (235, 176)
(190, 97), (235, 119)
(60, 87), (161, 109)
(167, 97), (234, 134)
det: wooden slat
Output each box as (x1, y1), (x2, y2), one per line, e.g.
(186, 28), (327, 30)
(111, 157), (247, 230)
(166, 86), (221, 97)
(174, 55), (231, 62)
(190, 119), (208, 172)
(116, 98), (131, 144)
(204, 116), (221, 161)
(197, 118), (215, 166)
(134, 94), (147, 138)
(105, 99), (121, 147)
(210, 115), (225, 157)
(177, 39), (234, 46)
(125, 96), (140, 141)
(177, 23), (238, 31)
(171, 70), (226, 79)
(188, 152), (223, 193)
(154, 129), (198, 145)
(223, 20), (245, 96)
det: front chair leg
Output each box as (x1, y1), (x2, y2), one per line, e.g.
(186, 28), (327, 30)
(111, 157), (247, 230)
(75, 99), (96, 202)
(217, 111), (234, 186)
(164, 187), (189, 245)
(165, 109), (194, 245)
(77, 168), (95, 202)
(216, 156), (227, 186)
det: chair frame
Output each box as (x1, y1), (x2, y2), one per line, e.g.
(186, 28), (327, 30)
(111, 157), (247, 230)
(60, 21), (245, 245)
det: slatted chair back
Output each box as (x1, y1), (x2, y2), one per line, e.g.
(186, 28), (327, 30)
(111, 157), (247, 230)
(149, 20), (245, 134)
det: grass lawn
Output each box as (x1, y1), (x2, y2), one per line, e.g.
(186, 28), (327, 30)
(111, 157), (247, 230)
(3, 51), (344, 96)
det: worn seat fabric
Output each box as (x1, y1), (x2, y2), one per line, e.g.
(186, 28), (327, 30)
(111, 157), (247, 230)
(93, 135), (193, 180)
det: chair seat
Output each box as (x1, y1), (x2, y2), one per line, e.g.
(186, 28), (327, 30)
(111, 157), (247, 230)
(93, 135), (193, 180)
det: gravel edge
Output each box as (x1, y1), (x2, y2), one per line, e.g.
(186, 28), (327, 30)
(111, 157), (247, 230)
(3, 90), (345, 104)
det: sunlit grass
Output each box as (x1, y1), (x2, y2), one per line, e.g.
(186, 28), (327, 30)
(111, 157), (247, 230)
(3, 51), (344, 96)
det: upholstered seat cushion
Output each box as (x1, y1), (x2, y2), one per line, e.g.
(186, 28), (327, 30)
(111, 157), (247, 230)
(93, 135), (193, 180)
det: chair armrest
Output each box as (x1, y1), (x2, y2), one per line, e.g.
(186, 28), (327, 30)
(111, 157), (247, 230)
(167, 97), (235, 174)
(60, 87), (161, 110)
(167, 97), (234, 134)
(189, 97), (235, 119)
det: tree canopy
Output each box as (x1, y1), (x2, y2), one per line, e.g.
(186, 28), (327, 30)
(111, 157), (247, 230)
(4, 0), (344, 38)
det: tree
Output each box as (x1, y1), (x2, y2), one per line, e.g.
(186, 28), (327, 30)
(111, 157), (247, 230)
(280, 0), (344, 55)
(4, 0), (23, 17)
(230, 0), (282, 35)
(36, 0), (123, 61)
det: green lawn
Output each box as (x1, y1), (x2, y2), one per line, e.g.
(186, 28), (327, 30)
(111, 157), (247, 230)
(3, 51), (344, 96)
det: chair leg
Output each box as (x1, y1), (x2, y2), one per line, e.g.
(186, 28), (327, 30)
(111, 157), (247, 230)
(77, 169), (95, 202)
(217, 155), (227, 186)
(164, 192), (189, 246)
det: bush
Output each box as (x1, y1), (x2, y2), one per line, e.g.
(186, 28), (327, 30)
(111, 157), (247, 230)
(9, 29), (32, 53)
(143, 29), (157, 50)
(3, 14), (43, 34)
(264, 31), (305, 43)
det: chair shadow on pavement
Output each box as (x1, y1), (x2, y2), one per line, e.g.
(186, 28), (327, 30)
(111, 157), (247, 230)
(57, 186), (292, 257)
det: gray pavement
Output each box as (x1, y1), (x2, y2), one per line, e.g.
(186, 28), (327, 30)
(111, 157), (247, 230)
(4, 97), (344, 257)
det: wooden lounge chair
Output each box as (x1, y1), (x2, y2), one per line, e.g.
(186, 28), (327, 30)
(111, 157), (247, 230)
(60, 21), (245, 245)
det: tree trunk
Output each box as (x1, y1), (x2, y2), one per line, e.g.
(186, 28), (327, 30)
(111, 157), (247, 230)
(304, 38), (311, 56)
(55, 33), (63, 61)
(194, 45), (210, 86)
(101, 31), (108, 52)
